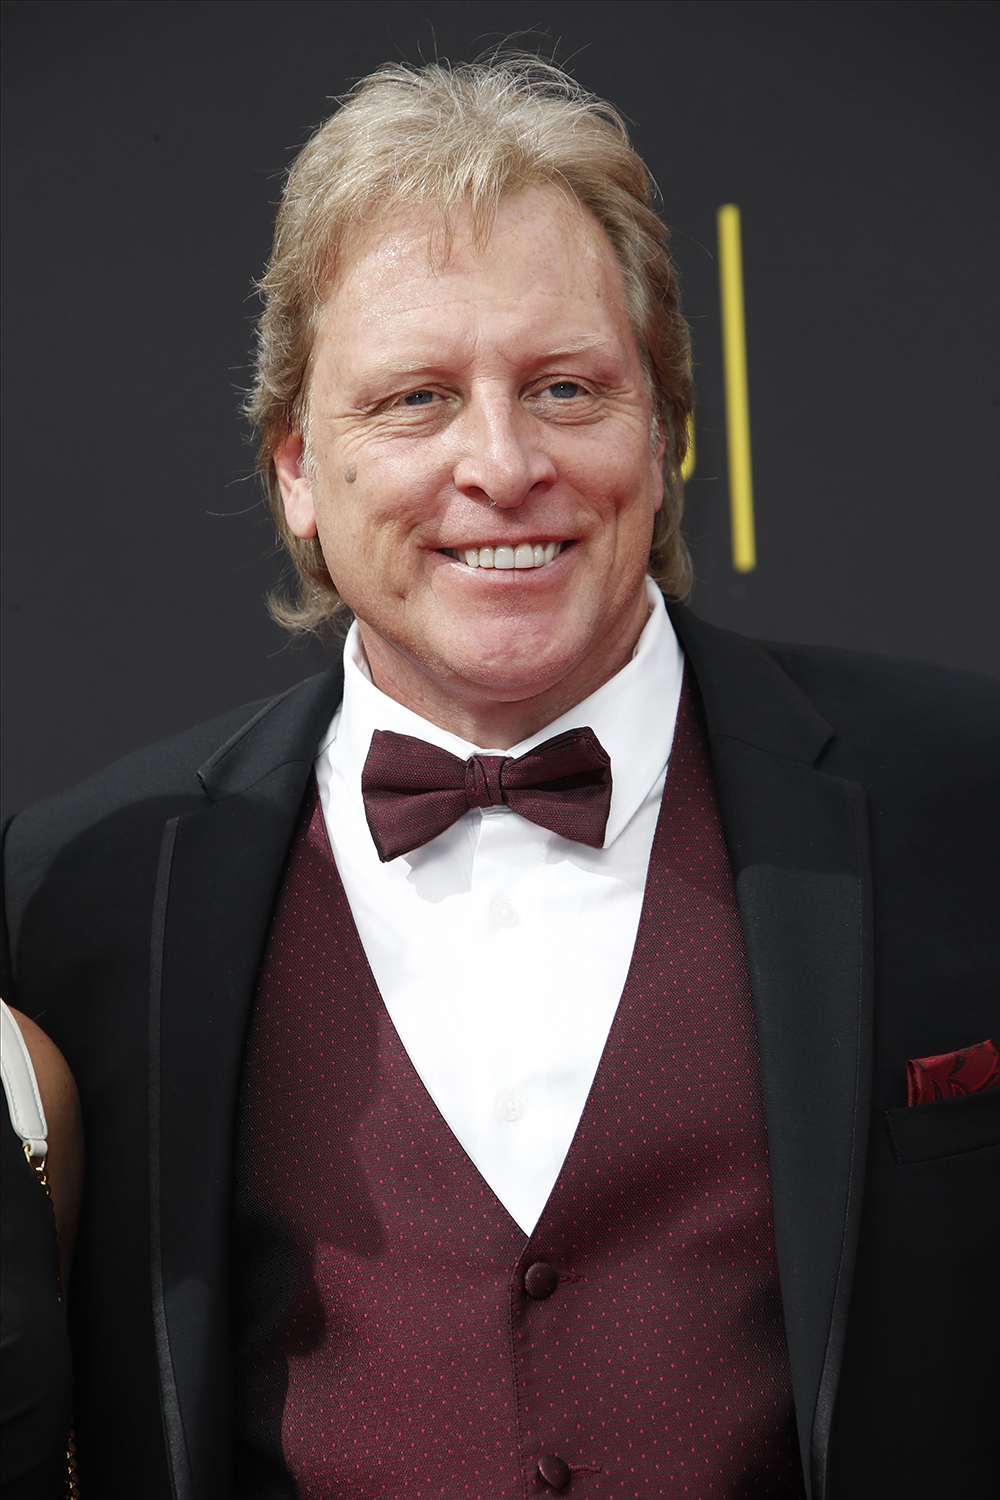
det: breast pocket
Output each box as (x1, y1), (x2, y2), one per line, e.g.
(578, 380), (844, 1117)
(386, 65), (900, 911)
(885, 1087), (1000, 1164)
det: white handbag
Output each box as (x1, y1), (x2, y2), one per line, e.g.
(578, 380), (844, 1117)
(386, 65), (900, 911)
(1, 998), (80, 1494)
(0, 996), (49, 1173)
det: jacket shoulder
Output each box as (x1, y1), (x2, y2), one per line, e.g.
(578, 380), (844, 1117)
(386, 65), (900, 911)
(2, 675), (334, 964)
(7, 694), (271, 843)
(759, 641), (1000, 765)
(668, 601), (999, 772)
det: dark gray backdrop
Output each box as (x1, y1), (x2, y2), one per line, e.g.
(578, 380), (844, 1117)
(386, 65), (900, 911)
(2, 0), (997, 821)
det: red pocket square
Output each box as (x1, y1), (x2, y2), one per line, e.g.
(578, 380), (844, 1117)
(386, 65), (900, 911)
(906, 1038), (1000, 1106)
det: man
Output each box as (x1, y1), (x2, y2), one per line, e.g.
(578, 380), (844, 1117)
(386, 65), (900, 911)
(2, 57), (997, 1500)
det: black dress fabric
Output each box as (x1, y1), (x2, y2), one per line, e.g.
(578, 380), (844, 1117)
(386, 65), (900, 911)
(0, 1111), (71, 1500)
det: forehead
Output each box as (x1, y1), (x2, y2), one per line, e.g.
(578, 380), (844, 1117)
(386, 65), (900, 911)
(314, 186), (639, 376)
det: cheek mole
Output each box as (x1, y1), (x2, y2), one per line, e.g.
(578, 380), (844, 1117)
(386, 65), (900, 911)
(343, 462), (357, 484)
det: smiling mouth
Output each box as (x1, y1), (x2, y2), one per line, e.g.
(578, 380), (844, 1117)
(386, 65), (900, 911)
(440, 541), (570, 570)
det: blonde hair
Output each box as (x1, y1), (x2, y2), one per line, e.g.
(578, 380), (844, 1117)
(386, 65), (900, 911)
(248, 55), (694, 631)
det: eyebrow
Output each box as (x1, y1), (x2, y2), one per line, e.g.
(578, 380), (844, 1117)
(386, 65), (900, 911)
(537, 339), (618, 358)
(355, 337), (623, 388)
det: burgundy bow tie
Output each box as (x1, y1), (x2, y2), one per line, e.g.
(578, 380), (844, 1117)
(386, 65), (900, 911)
(361, 726), (613, 862)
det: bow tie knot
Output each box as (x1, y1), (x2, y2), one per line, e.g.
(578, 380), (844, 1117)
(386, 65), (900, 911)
(361, 726), (613, 862)
(465, 755), (507, 810)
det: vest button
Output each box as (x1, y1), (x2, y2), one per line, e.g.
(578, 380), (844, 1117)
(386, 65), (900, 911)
(537, 1454), (572, 1490)
(524, 1261), (559, 1299)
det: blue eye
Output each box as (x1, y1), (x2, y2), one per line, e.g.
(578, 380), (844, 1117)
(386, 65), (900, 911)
(547, 382), (580, 399)
(403, 389), (435, 406)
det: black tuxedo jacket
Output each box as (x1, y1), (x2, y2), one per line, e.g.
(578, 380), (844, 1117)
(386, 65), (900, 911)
(2, 606), (997, 1500)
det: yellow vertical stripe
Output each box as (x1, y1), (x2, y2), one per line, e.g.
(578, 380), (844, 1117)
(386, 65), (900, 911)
(717, 204), (756, 571)
(681, 405), (696, 483)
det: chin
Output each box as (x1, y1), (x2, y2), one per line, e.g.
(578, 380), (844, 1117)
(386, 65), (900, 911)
(456, 599), (599, 672)
(444, 640), (584, 703)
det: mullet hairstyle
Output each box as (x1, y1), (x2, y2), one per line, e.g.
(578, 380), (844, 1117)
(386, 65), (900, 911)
(247, 55), (695, 631)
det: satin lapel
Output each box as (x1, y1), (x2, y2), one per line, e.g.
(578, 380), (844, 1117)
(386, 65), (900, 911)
(670, 606), (873, 1500)
(148, 664), (343, 1500)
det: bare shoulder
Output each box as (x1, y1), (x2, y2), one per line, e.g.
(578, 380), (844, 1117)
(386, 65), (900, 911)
(6, 1008), (79, 1137)
(6, 1007), (84, 1274)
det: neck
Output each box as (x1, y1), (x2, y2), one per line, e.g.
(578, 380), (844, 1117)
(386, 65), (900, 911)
(357, 601), (649, 751)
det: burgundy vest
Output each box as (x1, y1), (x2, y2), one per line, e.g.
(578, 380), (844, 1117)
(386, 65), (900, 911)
(233, 684), (804, 1498)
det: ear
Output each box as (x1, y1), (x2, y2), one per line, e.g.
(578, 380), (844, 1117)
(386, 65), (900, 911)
(273, 434), (318, 539)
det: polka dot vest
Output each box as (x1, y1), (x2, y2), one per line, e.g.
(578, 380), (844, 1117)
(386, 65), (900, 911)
(233, 680), (804, 1497)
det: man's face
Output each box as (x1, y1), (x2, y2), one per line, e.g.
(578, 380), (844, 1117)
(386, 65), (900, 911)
(275, 185), (664, 740)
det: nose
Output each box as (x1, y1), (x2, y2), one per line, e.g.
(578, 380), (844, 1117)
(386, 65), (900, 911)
(452, 396), (557, 508)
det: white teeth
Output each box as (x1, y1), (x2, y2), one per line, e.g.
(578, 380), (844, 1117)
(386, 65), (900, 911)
(448, 542), (565, 569)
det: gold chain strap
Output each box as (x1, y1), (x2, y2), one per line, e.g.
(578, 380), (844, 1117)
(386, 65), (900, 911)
(65, 1428), (81, 1499)
(22, 1142), (80, 1496)
(23, 1138), (49, 1187)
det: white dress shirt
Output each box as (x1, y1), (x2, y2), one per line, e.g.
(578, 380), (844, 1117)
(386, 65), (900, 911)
(315, 578), (684, 1235)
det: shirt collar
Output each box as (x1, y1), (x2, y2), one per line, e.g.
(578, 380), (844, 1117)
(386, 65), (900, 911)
(318, 576), (684, 849)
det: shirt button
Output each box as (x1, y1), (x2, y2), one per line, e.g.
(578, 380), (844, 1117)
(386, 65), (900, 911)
(496, 1091), (524, 1122)
(538, 1454), (572, 1490)
(524, 1261), (559, 1300)
(491, 900), (519, 927)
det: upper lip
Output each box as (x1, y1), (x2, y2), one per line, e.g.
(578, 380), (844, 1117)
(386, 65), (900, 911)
(438, 538), (569, 549)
